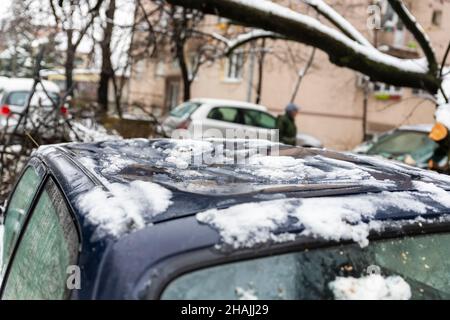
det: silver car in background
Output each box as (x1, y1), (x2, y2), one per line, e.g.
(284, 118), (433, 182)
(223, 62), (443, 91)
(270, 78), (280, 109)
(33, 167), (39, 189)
(161, 98), (323, 148)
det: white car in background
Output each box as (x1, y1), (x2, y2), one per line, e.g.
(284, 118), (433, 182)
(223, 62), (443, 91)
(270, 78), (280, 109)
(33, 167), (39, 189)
(161, 98), (323, 148)
(0, 78), (65, 133)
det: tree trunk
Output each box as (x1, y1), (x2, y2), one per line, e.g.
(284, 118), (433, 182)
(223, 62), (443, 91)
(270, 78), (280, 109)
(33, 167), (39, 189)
(65, 49), (75, 93)
(255, 39), (266, 104)
(98, 0), (116, 113)
(177, 42), (191, 101)
(65, 29), (75, 92)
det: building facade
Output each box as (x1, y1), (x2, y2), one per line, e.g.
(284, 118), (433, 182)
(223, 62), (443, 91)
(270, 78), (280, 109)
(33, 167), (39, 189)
(126, 0), (450, 150)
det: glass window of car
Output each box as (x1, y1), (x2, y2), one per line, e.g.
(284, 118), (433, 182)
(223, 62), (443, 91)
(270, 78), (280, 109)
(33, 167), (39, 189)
(169, 102), (201, 118)
(2, 178), (79, 300)
(368, 131), (438, 158)
(243, 110), (277, 129)
(2, 167), (42, 271)
(161, 232), (450, 300)
(207, 107), (242, 124)
(5, 91), (29, 107)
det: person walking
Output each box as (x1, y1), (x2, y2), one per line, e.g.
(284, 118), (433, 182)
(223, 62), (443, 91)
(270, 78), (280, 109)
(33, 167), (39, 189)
(276, 103), (299, 146)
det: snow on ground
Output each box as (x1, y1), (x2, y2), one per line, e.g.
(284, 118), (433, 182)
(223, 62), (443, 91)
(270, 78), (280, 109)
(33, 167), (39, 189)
(329, 274), (411, 300)
(78, 180), (173, 240)
(197, 182), (450, 249)
(70, 120), (122, 143)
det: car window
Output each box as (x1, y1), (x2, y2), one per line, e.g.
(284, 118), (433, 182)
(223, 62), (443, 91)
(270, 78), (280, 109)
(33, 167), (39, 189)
(169, 102), (201, 118)
(2, 167), (42, 271)
(161, 232), (450, 300)
(207, 107), (242, 124)
(243, 110), (276, 129)
(368, 131), (438, 158)
(2, 178), (79, 300)
(5, 91), (29, 107)
(30, 91), (61, 107)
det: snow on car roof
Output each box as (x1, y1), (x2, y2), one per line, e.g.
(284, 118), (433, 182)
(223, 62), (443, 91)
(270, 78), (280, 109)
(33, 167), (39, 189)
(0, 77), (60, 93)
(190, 98), (268, 111)
(38, 139), (450, 243)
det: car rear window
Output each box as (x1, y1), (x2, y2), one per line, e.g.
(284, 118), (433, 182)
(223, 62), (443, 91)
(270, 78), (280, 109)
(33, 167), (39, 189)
(5, 91), (29, 107)
(170, 102), (201, 118)
(4, 91), (60, 108)
(161, 232), (450, 300)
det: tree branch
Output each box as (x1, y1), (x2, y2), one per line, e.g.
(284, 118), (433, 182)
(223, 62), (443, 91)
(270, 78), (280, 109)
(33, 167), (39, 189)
(302, 0), (373, 48)
(166, 0), (440, 93)
(387, 0), (438, 76)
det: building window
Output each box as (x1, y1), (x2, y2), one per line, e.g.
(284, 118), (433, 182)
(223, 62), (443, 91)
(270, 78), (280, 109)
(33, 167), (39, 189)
(373, 82), (403, 100)
(135, 59), (146, 79)
(226, 51), (244, 81)
(412, 88), (431, 98)
(432, 10), (442, 27)
(165, 78), (181, 110)
(155, 60), (165, 77)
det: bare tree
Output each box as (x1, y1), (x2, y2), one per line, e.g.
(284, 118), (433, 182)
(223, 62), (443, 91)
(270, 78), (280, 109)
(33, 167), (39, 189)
(98, 0), (116, 113)
(49, 0), (104, 91)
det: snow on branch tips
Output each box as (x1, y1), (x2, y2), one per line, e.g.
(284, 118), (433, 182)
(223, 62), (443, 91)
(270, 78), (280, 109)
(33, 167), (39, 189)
(166, 0), (441, 93)
(386, 0), (438, 76)
(302, 0), (373, 48)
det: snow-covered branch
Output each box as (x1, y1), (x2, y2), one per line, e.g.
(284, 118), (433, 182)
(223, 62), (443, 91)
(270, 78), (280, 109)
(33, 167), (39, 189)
(166, 0), (440, 93)
(302, 0), (373, 48)
(225, 30), (285, 54)
(387, 0), (438, 76)
(195, 29), (284, 55)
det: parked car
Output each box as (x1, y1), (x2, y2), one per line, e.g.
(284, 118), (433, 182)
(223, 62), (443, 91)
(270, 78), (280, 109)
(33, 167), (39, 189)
(161, 98), (323, 148)
(2, 138), (450, 299)
(353, 124), (441, 169)
(0, 78), (67, 136)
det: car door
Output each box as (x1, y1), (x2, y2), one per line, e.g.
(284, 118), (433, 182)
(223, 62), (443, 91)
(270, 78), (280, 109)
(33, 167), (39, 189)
(241, 109), (278, 141)
(202, 106), (246, 138)
(0, 176), (80, 300)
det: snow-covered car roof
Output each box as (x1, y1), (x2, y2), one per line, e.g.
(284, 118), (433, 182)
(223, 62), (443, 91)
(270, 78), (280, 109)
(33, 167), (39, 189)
(30, 138), (450, 298)
(35, 138), (450, 246)
(190, 98), (268, 111)
(0, 77), (60, 93)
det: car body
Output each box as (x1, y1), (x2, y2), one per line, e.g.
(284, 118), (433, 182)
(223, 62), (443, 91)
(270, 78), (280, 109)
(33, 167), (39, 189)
(2, 138), (450, 299)
(353, 124), (441, 169)
(161, 98), (323, 148)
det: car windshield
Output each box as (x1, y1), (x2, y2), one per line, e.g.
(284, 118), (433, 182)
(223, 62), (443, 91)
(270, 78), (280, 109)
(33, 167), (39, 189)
(169, 102), (201, 118)
(161, 232), (450, 300)
(368, 131), (438, 158)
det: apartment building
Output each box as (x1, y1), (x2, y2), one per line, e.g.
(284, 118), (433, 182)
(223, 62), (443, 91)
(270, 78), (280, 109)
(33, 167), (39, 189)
(126, 0), (450, 150)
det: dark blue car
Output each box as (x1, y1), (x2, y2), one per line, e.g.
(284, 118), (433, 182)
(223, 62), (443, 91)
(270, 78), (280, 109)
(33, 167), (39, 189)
(2, 139), (450, 300)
